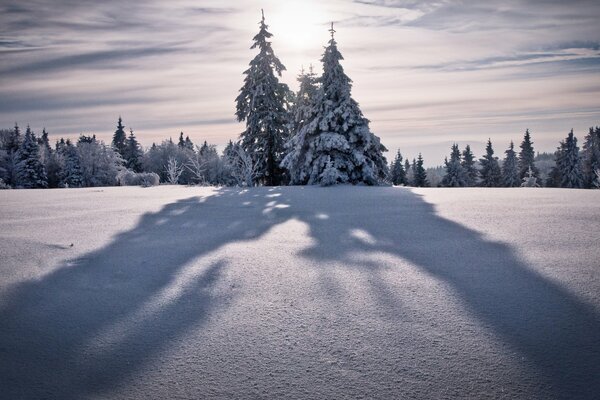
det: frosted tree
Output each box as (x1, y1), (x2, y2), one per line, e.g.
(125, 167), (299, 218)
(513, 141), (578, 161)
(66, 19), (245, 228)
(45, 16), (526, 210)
(581, 126), (600, 188)
(165, 156), (184, 184)
(461, 145), (477, 186)
(236, 10), (290, 186)
(413, 153), (428, 187)
(404, 159), (413, 186)
(281, 66), (319, 184)
(518, 129), (539, 179)
(555, 130), (583, 188)
(281, 23), (388, 186)
(521, 167), (540, 187)
(112, 117), (127, 157)
(502, 141), (520, 187)
(229, 142), (259, 187)
(124, 129), (143, 172)
(479, 139), (502, 187)
(16, 126), (48, 188)
(442, 144), (467, 187)
(62, 143), (83, 188)
(389, 149), (406, 185)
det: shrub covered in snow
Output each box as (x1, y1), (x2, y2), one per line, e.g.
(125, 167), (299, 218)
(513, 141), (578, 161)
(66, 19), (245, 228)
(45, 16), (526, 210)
(117, 170), (160, 187)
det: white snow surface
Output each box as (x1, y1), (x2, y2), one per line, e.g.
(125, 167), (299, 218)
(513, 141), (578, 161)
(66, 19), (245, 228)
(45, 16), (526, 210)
(1, 186), (599, 399)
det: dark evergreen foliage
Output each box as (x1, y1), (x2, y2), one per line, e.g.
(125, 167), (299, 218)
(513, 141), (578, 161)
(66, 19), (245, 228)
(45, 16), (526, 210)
(112, 117), (127, 157)
(390, 150), (406, 185)
(413, 153), (428, 187)
(16, 126), (48, 188)
(461, 145), (477, 186)
(479, 139), (502, 187)
(442, 144), (467, 187)
(502, 141), (520, 187)
(518, 129), (539, 179)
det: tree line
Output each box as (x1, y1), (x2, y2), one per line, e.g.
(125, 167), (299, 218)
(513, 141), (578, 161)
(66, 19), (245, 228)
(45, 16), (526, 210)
(389, 127), (600, 189)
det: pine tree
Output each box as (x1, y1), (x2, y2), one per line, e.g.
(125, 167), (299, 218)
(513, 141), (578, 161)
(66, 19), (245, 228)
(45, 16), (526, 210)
(555, 129), (583, 188)
(62, 142), (83, 188)
(124, 129), (143, 172)
(112, 117), (127, 157)
(518, 129), (539, 179)
(461, 145), (477, 186)
(281, 23), (388, 185)
(413, 153), (428, 187)
(390, 149), (406, 185)
(16, 126), (48, 188)
(502, 141), (520, 187)
(581, 126), (600, 188)
(479, 139), (502, 187)
(281, 66), (319, 184)
(236, 10), (290, 186)
(178, 132), (186, 149)
(442, 144), (467, 187)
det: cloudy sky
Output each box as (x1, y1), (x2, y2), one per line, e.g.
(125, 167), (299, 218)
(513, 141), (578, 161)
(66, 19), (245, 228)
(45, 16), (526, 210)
(1, 0), (599, 164)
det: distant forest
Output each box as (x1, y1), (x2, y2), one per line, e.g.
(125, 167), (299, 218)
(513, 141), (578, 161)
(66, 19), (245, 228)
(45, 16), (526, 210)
(2, 13), (599, 190)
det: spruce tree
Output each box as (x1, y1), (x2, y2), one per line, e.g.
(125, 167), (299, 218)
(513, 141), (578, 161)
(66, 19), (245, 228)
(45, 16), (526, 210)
(502, 141), (520, 187)
(178, 132), (186, 149)
(281, 23), (388, 185)
(518, 129), (539, 179)
(555, 130), (583, 188)
(281, 66), (319, 184)
(184, 135), (194, 151)
(413, 153), (428, 187)
(124, 129), (143, 172)
(461, 145), (477, 186)
(442, 144), (466, 187)
(16, 126), (47, 188)
(112, 117), (127, 157)
(404, 159), (412, 185)
(479, 139), (502, 187)
(390, 149), (406, 185)
(581, 126), (600, 188)
(236, 10), (290, 186)
(62, 143), (83, 188)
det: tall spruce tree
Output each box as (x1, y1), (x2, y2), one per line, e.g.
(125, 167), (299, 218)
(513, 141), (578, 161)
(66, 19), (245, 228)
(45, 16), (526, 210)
(479, 139), (502, 187)
(281, 66), (319, 184)
(461, 145), (477, 186)
(442, 143), (467, 187)
(390, 149), (406, 185)
(62, 142), (83, 188)
(555, 130), (583, 188)
(281, 23), (388, 185)
(112, 117), (127, 157)
(502, 141), (520, 187)
(236, 10), (290, 186)
(178, 132), (186, 149)
(413, 153), (428, 187)
(16, 126), (47, 188)
(124, 129), (143, 172)
(581, 126), (600, 188)
(518, 129), (539, 179)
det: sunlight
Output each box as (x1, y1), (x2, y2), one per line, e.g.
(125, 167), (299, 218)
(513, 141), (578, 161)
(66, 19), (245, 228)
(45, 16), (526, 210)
(268, 1), (328, 52)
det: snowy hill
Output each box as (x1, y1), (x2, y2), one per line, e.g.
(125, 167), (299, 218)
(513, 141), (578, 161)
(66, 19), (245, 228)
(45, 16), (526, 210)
(1, 186), (599, 399)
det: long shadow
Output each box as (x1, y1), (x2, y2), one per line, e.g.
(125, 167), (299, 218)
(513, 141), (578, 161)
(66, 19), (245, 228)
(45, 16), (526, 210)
(0, 188), (290, 399)
(1, 186), (598, 399)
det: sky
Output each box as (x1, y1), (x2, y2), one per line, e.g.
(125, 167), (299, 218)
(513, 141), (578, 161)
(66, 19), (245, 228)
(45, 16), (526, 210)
(1, 0), (599, 165)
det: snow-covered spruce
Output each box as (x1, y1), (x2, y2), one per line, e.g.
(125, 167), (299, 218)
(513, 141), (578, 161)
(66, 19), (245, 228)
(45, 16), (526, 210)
(518, 129), (539, 180)
(281, 24), (388, 186)
(502, 141), (520, 187)
(16, 126), (48, 188)
(236, 10), (290, 186)
(553, 129), (584, 188)
(389, 149), (407, 185)
(441, 144), (467, 187)
(479, 139), (502, 187)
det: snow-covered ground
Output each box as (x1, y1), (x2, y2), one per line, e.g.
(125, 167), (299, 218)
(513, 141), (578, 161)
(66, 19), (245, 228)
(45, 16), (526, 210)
(1, 186), (599, 399)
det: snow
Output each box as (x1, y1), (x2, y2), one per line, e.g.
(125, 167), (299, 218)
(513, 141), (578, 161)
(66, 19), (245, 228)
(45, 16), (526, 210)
(1, 186), (599, 399)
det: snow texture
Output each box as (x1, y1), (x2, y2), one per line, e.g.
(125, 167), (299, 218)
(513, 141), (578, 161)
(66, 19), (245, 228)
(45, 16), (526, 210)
(1, 186), (599, 399)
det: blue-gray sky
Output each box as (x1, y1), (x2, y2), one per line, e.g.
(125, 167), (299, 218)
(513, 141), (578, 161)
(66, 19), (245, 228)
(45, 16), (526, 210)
(1, 0), (599, 164)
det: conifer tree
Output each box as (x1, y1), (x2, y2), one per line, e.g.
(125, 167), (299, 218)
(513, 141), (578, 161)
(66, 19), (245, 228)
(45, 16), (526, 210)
(236, 10), (290, 186)
(404, 159), (412, 185)
(555, 129), (583, 188)
(16, 126), (47, 188)
(184, 135), (194, 151)
(281, 23), (388, 185)
(124, 129), (143, 172)
(62, 142), (83, 188)
(281, 66), (319, 184)
(178, 132), (186, 149)
(502, 141), (520, 187)
(581, 126), (600, 188)
(521, 167), (540, 187)
(479, 139), (502, 187)
(461, 145), (477, 186)
(442, 144), (467, 187)
(518, 129), (539, 179)
(39, 128), (52, 154)
(413, 153), (428, 187)
(390, 149), (406, 185)
(112, 117), (127, 157)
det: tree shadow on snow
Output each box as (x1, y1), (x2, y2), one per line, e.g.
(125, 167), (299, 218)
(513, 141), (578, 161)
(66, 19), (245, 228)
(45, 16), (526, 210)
(0, 186), (598, 399)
